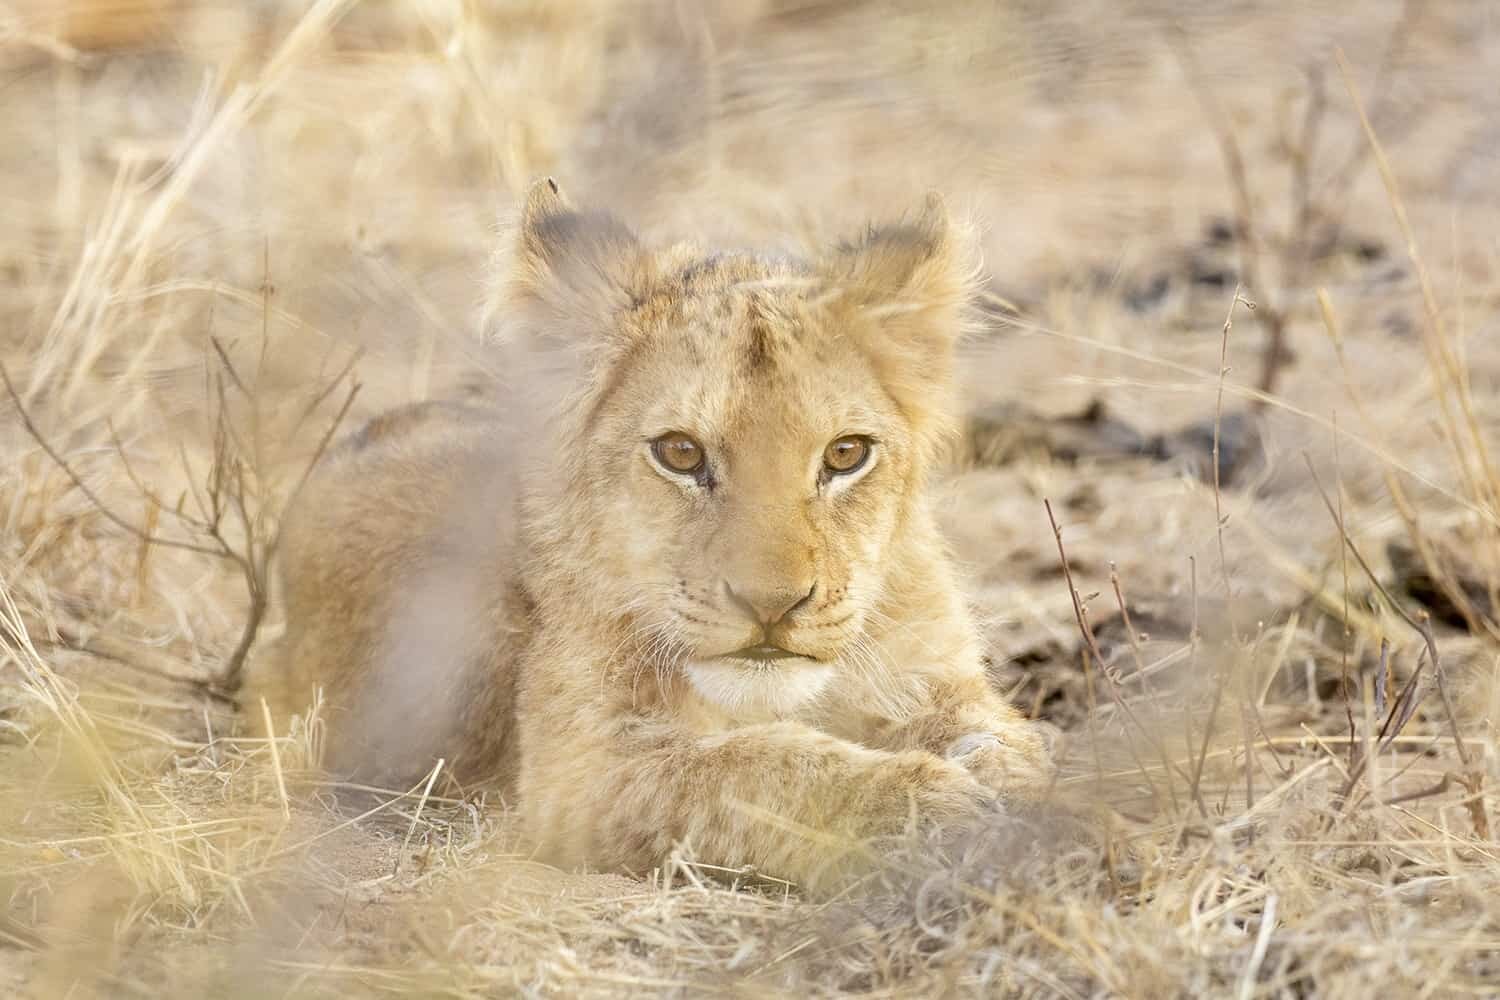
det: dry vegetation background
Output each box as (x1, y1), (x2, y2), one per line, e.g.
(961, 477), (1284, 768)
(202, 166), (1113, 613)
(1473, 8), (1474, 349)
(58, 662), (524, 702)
(2, 0), (1499, 996)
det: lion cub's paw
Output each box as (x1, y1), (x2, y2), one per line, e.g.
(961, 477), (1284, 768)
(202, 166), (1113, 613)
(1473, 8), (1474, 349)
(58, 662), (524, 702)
(878, 752), (1001, 833)
(943, 722), (1061, 796)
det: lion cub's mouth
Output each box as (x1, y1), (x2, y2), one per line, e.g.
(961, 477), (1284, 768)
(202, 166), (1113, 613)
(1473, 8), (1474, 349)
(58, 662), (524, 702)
(721, 644), (806, 663)
(686, 648), (835, 719)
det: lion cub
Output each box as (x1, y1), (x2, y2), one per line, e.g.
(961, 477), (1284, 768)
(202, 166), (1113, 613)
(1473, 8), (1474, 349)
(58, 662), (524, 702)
(254, 180), (1053, 889)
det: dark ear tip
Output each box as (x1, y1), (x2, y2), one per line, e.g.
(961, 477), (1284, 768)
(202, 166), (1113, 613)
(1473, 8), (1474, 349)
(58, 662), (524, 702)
(522, 177), (569, 228)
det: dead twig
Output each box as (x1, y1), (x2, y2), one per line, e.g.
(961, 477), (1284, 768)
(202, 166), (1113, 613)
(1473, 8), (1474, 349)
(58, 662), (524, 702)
(1212, 284), (1253, 642)
(1305, 454), (1486, 836)
(2, 334), (360, 692)
(0, 363), (223, 560)
(1169, 29), (1289, 403)
(1044, 499), (1195, 822)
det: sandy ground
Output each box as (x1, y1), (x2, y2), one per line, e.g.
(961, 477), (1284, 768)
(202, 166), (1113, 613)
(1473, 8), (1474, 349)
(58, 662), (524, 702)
(2, 0), (1500, 995)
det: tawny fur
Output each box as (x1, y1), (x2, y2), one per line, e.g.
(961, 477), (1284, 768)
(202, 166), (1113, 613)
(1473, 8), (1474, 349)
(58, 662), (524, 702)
(251, 180), (1054, 891)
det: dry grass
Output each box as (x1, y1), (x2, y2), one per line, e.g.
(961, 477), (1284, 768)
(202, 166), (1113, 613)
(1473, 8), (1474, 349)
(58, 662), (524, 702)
(2, 0), (1499, 995)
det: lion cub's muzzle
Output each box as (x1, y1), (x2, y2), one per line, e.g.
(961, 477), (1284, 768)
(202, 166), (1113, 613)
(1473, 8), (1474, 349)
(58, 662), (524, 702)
(718, 577), (820, 657)
(722, 577), (815, 628)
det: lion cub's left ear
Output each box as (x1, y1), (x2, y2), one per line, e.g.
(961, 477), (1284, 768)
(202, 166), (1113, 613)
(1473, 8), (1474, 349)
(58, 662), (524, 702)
(818, 195), (979, 436)
(489, 178), (653, 356)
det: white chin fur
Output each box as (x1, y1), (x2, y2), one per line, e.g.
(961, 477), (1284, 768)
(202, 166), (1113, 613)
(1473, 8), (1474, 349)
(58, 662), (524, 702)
(684, 659), (834, 721)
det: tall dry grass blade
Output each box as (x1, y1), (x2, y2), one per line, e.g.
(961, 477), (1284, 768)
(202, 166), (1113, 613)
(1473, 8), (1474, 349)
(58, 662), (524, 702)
(1334, 48), (1500, 524)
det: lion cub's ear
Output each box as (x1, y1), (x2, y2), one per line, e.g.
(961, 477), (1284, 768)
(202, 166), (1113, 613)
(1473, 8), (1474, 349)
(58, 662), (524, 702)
(492, 178), (652, 349)
(818, 194), (979, 442)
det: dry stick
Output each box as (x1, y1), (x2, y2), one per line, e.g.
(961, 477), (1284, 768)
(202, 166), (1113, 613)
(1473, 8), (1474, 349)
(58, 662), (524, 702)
(1304, 456), (1470, 767)
(1045, 500), (1106, 803)
(1074, 606), (1160, 833)
(1209, 285), (1287, 810)
(1304, 455), (1488, 836)
(222, 571), (266, 692)
(0, 362), (223, 560)
(211, 369), (254, 483)
(2, 347), (359, 692)
(1043, 500), (1187, 819)
(1319, 293), (1498, 817)
(1110, 566), (1183, 818)
(284, 379), (361, 520)
(1212, 285), (1251, 643)
(1183, 20), (1405, 411)
(293, 345), (365, 433)
(219, 374), (358, 692)
(209, 335), (251, 398)
(107, 419), (209, 533)
(1336, 640), (1420, 803)
(1169, 28), (1289, 403)
(1378, 646), (1428, 755)
(41, 621), (233, 704)
(215, 376), (358, 692)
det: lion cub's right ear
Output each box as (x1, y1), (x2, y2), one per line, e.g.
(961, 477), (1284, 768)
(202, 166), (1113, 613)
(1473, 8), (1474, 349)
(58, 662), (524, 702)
(494, 179), (653, 350)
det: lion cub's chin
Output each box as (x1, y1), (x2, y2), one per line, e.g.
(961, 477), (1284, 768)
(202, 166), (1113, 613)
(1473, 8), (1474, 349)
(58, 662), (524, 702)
(682, 658), (836, 722)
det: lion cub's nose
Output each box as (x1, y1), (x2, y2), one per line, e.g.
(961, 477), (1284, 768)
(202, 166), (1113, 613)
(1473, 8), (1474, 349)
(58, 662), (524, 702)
(724, 579), (815, 627)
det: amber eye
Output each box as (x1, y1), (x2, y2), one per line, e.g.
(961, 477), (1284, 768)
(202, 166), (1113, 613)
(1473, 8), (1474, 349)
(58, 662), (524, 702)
(824, 435), (871, 475)
(652, 432), (706, 475)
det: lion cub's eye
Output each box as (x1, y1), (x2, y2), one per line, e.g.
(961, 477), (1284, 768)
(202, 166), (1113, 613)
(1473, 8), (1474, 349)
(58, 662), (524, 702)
(652, 432), (706, 475)
(823, 435), (872, 475)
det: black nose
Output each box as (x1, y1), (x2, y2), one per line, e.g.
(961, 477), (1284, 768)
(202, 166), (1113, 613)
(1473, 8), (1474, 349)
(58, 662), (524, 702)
(724, 580), (816, 627)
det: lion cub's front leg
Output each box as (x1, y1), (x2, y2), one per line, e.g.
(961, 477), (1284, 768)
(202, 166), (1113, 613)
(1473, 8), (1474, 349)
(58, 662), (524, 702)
(522, 720), (995, 891)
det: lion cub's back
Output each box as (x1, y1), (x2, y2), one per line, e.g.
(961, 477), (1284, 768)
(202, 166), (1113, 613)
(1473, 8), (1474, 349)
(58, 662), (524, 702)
(253, 400), (529, 787)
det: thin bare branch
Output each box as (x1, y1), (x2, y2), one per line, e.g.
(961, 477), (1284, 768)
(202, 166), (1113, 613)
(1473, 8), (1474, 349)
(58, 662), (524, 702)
(1045, 499), (1193, 820)
(1305, 452), (1483, 833)
(284, 378), (361, 516)
(1, 362), (225, 560)
(107, 418), (212, 533)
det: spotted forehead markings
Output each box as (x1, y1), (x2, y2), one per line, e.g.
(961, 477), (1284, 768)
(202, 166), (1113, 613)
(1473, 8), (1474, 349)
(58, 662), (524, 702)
(631, 252), (825, 377)
(674, 252), (728, 287)
(622, 253), (726, 317)
(740, 295), (776, 373)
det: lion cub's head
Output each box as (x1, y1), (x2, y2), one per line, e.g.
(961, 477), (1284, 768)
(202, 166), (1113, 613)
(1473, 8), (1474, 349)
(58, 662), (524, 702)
(498, 180), (978, 721)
